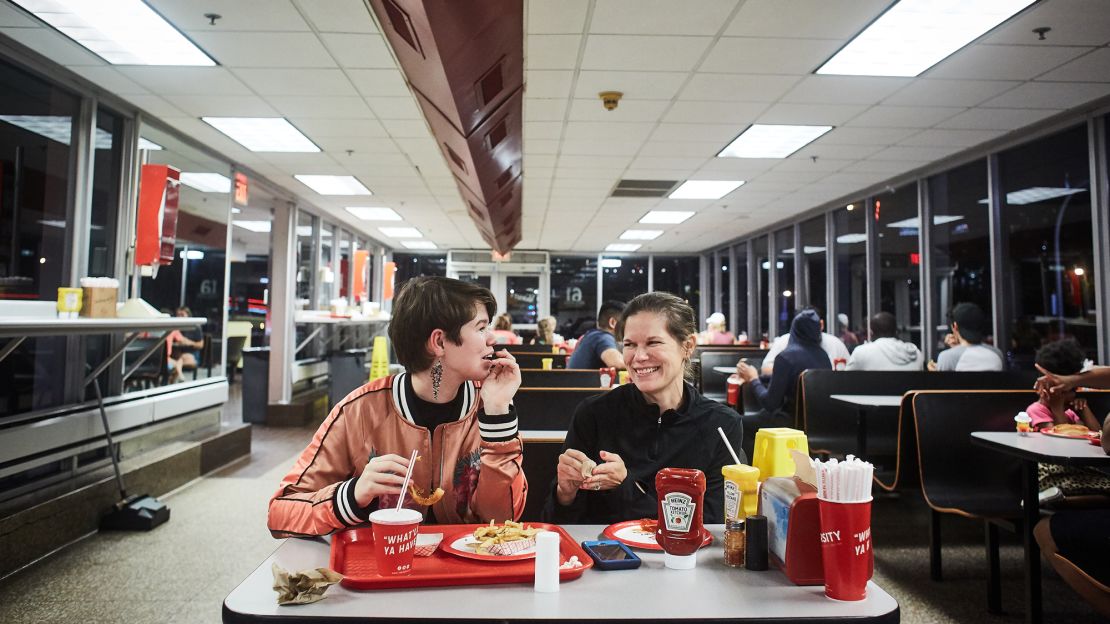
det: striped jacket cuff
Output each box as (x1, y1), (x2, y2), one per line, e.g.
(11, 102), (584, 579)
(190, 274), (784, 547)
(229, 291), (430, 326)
(333, 478), (373, 526)
(478, 405), (518, 442)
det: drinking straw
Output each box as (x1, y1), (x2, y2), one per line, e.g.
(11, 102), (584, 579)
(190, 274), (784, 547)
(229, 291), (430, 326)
(717, 426), (741, 465)
(395, 448), (419, 512)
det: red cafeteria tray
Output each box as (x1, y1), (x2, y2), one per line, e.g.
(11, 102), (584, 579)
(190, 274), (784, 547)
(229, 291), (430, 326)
(330, 522), (593, 589)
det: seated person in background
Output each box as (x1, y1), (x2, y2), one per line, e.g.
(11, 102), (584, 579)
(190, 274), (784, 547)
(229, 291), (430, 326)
(530, 316), (564, 346)
(567, 300), (626, 370)
(267, 276), (526, 537)
(698, 312), (735, 345)
(544, 292), (744, 525)
(760, 305), (849, 375)
(737, 309), (831, 441)
(837, 313), (860, 353)
(490, 313), (522, 345)
(165, 306), (204, 382)
(931, 302), (1003, 371)
(846, 312), (922, 371)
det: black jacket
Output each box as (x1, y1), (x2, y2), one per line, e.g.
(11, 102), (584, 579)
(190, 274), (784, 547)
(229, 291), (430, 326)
(750, 309), (830, 415)
(542, 382), (745, 525)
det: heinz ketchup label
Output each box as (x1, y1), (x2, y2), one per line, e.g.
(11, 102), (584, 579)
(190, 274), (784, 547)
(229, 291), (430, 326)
(662, 492), (696, 532)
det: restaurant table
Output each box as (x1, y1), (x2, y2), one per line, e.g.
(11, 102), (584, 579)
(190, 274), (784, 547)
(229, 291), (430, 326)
(829, 395), (903, 458)
(223, 524), (900, 623)
(293, 311), (390, 355)
(970, 431), (1110, 624)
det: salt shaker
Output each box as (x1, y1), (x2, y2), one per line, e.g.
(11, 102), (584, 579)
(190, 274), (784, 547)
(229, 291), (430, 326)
(534, 530), (560, 593)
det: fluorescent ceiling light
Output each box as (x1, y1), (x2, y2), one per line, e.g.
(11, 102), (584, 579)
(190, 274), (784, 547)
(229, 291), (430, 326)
(231, 207), (241, 214)
(378, 227), (422, 238)
(203, 117), (319, 152)
(668, 180), (744, 200)
(234, 221), (271, 233)
(11, 0), (215, 66)
(718, 124), (833, 159)
(620, 229), (663, 240)
(605, 243), (642, 252)
(295, 174), (371, 196)
(402, 240), (437, 249)
(760, 261), (786, 269)
(886, 215), (963, 229)
(178, 250), (205, 260)
(817, 0), (1036, 77)
(600, 258), (623, 268)
(640, 210), (694, 224)
(837, 233), (867, 244)
(977, 187), (1088, 205)
(179, 172), (231, 194)
(782, 246), (828, 254)
(346, 207), (402, 221)
(138, 138), (163, 150)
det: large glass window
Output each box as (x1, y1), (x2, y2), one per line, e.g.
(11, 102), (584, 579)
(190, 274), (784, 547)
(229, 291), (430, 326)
(317, 222), (336, 309)
(393, 253), (447, 290)
(731, 246), (748, 342)
(800, 216), (827, 320)
(774, 227), (795, 332)
(653, 256), (700, 304)
(718, 251), (730, 326)
(875, 185), (921, 345)
(229, 179), (275, 350)
(338, 229), (352, 302)
(506, 275), (539, 324)
(928, 159), (991, 354)
(753, 236), (769, 342)
(601, 255), (647, 309)
(999, 124), (1095, 356)
(550, 255), (597, 339)
(295, 211), (316, 305)
(833, 203), (867, 346)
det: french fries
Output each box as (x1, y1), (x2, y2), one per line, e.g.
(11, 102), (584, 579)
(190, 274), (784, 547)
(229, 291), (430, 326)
(468, 520), (541, 554)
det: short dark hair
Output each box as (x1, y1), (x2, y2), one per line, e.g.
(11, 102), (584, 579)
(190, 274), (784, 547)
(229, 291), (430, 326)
(950, 302), (988, 344)
(597, 300), (626, 329)
(1035, 339), (1085, 376)
(802, 304), (824, 321)
(616, 292), (697, 379)
(388, 276), (496, 372)
(869, 312), (897, 339)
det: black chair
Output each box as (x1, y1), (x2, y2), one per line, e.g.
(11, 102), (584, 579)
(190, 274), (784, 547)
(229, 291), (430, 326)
(519, 369), (602, 388)
(913, 390), (1031, 613)
(699, 351), (741, 402)
(513, 387), (608, 430)
(124, 337), (168, 390)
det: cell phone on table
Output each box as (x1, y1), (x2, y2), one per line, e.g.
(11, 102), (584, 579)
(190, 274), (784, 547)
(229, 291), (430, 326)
(581, 539), (641, 570)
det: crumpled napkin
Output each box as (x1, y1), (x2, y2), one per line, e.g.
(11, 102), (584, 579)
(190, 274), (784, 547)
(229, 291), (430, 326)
(272, 562), (344, 606)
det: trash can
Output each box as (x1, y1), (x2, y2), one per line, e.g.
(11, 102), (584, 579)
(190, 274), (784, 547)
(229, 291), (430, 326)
(241, 347), (270, 424)
(329, 348), (369, 409)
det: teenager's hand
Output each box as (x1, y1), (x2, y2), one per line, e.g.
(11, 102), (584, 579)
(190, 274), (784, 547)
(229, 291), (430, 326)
(353, 454), (410, 507)
(480, 349), (519, 413)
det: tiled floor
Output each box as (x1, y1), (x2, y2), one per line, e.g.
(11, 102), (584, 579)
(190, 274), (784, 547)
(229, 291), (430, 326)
(0, 390), (1104, 623)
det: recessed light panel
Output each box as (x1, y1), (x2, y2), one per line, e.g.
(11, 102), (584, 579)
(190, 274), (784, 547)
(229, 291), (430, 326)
(378, 227), (422, 238)
(202, 117), (320, 152)
(402, 240), (437, 249)
(179, 173), (231, 193)
(12, 0), (216, 66)
(605, 243), (642, 252)
(817, 0), (1036, 77)
(668, 180), (744, 200)
(233, 221), (272, 233)
(295, 175), (371, 196)
(620, 229), (663, 240)
(639, 210), (694, 224)
(345, 207), (402, 221)
(718, 124), (833, 159)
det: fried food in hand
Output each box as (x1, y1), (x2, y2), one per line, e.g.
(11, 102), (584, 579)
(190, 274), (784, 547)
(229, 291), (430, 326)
(469, 520), (541, 554)
(408, 483), (445, 506)
(580, 458), (597, 479)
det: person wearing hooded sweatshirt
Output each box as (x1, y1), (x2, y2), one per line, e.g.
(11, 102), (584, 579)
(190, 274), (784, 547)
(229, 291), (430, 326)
(846, 312), (923, 371)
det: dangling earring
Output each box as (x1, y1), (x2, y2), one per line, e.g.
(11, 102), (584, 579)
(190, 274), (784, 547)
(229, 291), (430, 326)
(431, 358), (443, 400)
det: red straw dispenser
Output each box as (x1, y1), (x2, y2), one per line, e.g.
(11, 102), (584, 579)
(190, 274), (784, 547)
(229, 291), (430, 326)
(758, 476), (823, 585)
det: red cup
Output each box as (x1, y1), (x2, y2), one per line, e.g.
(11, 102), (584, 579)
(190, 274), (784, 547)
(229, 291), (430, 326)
(726, 376), (741, 406)
(368, 508), (423, 576)
(817, 498), (873, 601)
(833, 358), (847, 371)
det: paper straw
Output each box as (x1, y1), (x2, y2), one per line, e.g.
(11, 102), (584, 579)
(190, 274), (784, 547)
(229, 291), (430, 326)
(717, 427), (741, 465)
(395, 448), (419, 512)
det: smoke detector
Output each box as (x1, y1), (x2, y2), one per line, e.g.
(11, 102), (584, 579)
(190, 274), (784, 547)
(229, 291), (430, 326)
(599, 91), (623, 111)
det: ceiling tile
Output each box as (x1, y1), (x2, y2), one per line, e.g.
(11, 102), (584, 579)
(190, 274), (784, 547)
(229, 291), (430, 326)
(869, 145), (962, 162)
(168, 95), (279, 117)
(724, 0), (889, 38)
(0, 4), (37, 27)
(149, 0), (310, 31)
(757, 103), (868, 126)
(527, 35), (582, 70)
(233, 68), (357, 96)
(663, 101), (766, 124)
(638, 141), (721, 158)
(70, 66), (149, 95)
(590, 0), (740, 35)
(381, 119), (433, 138)
(564, 121), (655, 142)
(651, 122), (745, 143)
(980, 81), (1110, 109)
(525, 121), (565, 140)
(294, 0), (378, 33)
(817, 126), (920, 145)
(526, 98), (570, 121)
(927, 44), (1089, 81)
(319, 33), (396, 68)
(365, 96), (423, 119)
(574, 70), (689, 99)
(898, 129), (1005, 148)
(527, 0), (589, 34)
(1038, 48), (1110, 82)
(700, 38), (842, 75)
(2, 27), (104, 65)
(525, 139), (562, 154)
(581, 35), (713, 72)
(680, 74), (801, 102)
(781, 76), (911, 105)
(123, 94), (188, 118)
(269, 96), (372, 118)
(792, 141), (882, 160)
(526, 70), (575, 98)
(116, 67), (251, 95)
(883, 79), (1021, 107)
(937, 107), (1058, 131)
(189, 32), (336, 68)
(347, 70), (412, 97)
(981, 0), (1110, 47)
(847, 106), (964, 128)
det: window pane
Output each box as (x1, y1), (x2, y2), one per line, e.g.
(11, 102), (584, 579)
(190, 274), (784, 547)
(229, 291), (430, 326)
(338, 230), (352, 301)
(652, 255), (700, 304)
(229, 178), (276, 350)
(928, 159), (990, 353)
(506, 275), (539, 324)
(833, 203), (867, 347)
(392, 253), (446, 290)
(732, 246), (748, 341)
(800, 216), (827, 320)
(875, 185), (921, 345)
(317, 223), (335, 309)
(752, 236), (768, 342)
(295, 212), (316, 304)
(601, 255), (647, 308)
(89, 109), (123, 277)
(774, 228), (795, 332)
(999, 124), (1095, 357)
(550, 255), (597, 339)
(717, 251), (730, 324)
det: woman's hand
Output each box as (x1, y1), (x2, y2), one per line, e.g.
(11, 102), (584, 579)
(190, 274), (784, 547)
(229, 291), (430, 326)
(582, 450), (627, 492)
(480, 349), (519, 414)
(353, 454), (410, 507)
(736, 360), (759, 383)
(555, 448), (592, 505)
(1035, 364), (1080, 395)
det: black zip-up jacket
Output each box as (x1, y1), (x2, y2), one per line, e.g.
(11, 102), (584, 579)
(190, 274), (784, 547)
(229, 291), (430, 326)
(542, 382), (745, 525)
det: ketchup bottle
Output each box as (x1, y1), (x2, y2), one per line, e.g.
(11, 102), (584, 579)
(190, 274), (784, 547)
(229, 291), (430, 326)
(655, 467), (706, 570)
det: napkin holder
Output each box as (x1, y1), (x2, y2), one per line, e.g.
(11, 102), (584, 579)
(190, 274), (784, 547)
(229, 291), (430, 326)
(759, 476), (823, 585)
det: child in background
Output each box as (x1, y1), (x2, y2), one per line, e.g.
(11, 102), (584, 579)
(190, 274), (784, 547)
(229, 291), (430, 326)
(1027, 339), (1101, 432)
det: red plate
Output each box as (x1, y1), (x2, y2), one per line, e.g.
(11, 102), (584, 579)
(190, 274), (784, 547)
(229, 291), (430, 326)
(440, 531), (537, 562)
(1041, 427), (1099, 440)
(602, 520), (713, 551)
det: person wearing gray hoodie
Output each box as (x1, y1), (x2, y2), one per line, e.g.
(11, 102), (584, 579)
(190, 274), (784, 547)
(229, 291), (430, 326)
(846, 312), (923, 371)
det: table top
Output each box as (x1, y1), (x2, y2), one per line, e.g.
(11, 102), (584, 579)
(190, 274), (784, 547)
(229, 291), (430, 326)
(971, 431), (1109, 466)
(294, 311), (390, 325)
(830, 394), (904, 408)
(0, 316), (206, 338)
(222, 524), (899, 624)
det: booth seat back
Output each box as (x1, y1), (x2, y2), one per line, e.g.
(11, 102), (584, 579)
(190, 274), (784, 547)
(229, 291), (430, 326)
(513, 387), (608, 430)
(519, 368), (602, 388)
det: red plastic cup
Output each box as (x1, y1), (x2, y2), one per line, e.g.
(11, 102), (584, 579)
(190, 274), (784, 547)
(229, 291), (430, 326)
(833, 358), (847, 371)
(368, 508), (423, 576)
(817, 498), (873, 601)
(726, 376), (741, 406)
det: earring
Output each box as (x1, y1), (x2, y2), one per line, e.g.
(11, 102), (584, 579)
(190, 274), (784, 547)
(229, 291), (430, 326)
(431, 358), (443, 400)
